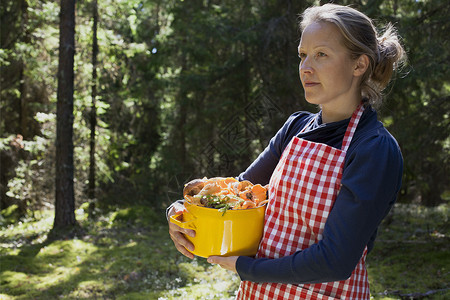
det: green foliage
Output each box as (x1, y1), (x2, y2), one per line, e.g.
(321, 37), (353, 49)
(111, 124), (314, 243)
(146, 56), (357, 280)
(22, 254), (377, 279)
(0, 204), (20, 225)
(0, 0), (56, 138)
(1, 0), (449, 220)
(372, 0), (450, 206)
(0, 134), (54, 218)
(6, 142), (52, 207)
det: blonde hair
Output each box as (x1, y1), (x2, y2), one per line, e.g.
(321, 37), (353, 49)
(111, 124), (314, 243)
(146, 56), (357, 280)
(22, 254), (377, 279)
(300, 4), (406, 107)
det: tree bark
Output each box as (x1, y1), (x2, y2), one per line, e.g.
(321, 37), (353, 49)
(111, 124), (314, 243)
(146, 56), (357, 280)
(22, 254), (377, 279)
(88, 0), (98, 199)
(54, 0), (77, 228)
(18, 0), (29, 138)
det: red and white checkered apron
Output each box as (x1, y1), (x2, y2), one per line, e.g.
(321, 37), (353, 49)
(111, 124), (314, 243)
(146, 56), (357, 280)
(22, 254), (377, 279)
(237, 105), (369, 299)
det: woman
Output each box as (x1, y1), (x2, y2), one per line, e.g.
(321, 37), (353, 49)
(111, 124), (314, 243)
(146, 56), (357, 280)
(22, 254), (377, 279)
(168, 3), (406, 299)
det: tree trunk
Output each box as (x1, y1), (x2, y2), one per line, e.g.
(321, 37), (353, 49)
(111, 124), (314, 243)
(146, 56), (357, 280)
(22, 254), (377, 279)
(54, 0), (77, 229)
(88, 0), (98, 199)
(178, 56), (188, 172)
(18, 0), (28, 138)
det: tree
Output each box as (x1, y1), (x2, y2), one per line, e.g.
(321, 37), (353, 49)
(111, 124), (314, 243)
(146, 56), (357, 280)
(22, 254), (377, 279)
(88, 0), (98, 200)
(1, 0), (448, 215)
(53, 0), (77, 229)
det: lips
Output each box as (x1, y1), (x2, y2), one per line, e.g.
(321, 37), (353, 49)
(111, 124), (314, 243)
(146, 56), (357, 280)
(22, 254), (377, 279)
(303, 80), (319, 88)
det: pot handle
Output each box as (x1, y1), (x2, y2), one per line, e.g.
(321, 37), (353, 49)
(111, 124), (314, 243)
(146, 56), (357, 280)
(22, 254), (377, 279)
(169, 213), (196, 230)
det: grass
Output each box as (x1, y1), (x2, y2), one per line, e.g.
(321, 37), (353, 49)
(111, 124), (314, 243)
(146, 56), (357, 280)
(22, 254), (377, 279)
(0, 202), (448, 299)
(0, 204), (239, 299)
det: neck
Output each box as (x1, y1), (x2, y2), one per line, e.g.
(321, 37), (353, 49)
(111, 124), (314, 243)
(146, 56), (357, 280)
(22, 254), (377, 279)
(321, 100), (361, 123)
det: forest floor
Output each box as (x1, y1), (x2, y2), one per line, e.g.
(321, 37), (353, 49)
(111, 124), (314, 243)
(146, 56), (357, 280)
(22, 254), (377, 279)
(0, 202), (449, 300)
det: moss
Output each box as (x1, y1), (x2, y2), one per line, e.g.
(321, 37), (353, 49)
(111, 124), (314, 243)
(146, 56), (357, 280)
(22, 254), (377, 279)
(367, 203), (450, 299)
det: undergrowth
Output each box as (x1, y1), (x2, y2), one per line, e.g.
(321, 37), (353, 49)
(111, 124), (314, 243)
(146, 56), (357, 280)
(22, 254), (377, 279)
(367, 203), (449, 299)
(0, 203), (448, 299)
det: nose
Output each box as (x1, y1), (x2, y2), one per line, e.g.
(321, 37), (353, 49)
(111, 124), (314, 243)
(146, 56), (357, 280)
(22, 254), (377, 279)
(299, 56), (313, 74)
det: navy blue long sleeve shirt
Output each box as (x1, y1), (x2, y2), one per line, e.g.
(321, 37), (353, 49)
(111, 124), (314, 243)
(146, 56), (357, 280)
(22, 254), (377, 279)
(235, 106), (403, 284)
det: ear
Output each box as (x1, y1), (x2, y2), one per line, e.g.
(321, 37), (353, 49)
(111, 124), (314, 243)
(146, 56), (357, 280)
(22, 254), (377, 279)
(353, 54), (369, 77)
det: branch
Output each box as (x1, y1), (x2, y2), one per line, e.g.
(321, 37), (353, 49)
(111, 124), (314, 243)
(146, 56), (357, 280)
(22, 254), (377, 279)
(379, 288), (450, 299)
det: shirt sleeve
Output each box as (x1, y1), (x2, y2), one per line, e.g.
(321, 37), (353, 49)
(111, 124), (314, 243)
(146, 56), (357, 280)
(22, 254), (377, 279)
(236, 133), (403, 284)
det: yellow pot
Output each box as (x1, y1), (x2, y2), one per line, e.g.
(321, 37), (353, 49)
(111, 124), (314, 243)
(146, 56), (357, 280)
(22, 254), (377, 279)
(170, 201), (266, 258)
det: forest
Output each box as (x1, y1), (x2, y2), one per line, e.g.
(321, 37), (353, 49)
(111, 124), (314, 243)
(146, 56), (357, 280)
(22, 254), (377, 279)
(0, 0), (449, 299)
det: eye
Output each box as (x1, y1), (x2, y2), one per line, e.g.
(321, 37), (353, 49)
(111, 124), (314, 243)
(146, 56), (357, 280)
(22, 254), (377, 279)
(316, 52), (327, 58)
(298, 52), (306, 60)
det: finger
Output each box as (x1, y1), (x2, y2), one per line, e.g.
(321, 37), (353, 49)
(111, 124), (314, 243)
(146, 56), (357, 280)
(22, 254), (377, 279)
(168, 222), (196, 238)
(171, 236), (195, 259)
(170, 230), (195, 250)
(169, 225), (196, 249)
(207, 256), (221, 264)
(174, 242), (195, 259)
(170, 230), (196, 258)
(168, 221), (196, 259)
(208, 256), (238, 273)
(182, 228), (195, 238)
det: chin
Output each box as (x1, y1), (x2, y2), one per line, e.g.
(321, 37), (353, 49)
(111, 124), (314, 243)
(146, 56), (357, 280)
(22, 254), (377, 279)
(304, 96), (321, 106)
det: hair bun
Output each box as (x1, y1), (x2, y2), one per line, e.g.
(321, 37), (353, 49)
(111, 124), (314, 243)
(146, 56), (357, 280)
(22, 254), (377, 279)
(372, 24), (406, 90)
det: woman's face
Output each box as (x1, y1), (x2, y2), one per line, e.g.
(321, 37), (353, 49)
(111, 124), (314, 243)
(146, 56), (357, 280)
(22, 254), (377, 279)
(298, 21), (361, 112)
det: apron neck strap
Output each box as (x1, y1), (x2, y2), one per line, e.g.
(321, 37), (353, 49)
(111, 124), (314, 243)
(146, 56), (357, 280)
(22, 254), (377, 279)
(299, 103), (365, 150)
(341, 103), (365, 152)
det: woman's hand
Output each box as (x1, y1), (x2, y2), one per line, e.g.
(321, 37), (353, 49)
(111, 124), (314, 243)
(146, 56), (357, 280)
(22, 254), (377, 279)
(168, 203), (196, 259)
(207, 256), (238, 273)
